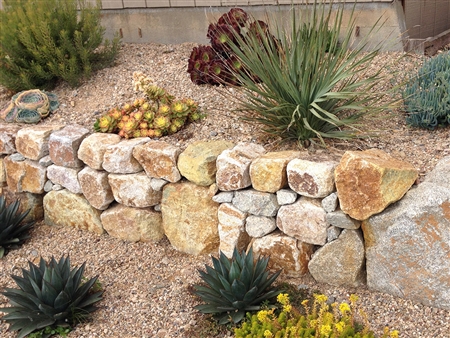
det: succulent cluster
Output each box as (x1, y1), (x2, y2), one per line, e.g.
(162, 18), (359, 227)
(0, 255), (103, 338)
(0, 196), (34, 258)
(194, 247), (282, 324)
(404, 50), (450, 129)
(187, 8), (275, 85)
(94, 72), (203, 138)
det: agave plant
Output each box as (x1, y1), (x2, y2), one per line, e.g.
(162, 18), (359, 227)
(0, 196), (34, 258)
(0, 255), (103, 338)
(194, 247), (282, 324)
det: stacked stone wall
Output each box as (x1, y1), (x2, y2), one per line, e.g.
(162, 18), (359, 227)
(1, 123), (450, 310)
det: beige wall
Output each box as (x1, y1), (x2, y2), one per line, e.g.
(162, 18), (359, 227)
(404, 0), (450, 39)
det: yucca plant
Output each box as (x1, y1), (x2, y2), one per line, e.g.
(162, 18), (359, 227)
(225, 1), (397, 145)
(0, 255), (103, 338)
(0, 196), (34, 258)
(194, 247), (282, 325)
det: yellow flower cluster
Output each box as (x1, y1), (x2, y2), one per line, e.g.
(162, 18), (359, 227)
(277, 293), (290, 305)
(339, 302), (351, 315)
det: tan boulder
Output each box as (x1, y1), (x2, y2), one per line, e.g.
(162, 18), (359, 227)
(15, 125), (64, 160)
(78, 167), (114, 210)
(217, 202), (249, 258)
(335, 149), (418, 220)
(1, 186), (44, 222)
(161, 181), (219, 255)
(43, 189), (104, 234)
(78, 133), (122, 170)
(0, 124), (21, 154)
(47, 165), (82, 194)
(251, 231), (314, 277)
(102, 137), (149, 174)
(177, 140), (234, 186)
(4, 154), (26, 193)
(133, 140), (181, 182)
(250, 151), (301, 193)
(101, 203), (164, 242)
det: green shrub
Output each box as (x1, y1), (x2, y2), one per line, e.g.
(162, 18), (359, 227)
(0, 196), (34, 258)
(0, 0), (120, 91)
(225, 2), (395, 146)
(234, 293), (400, 338)
(94, 71), (204, 138)
(403, 50), (450, 129)
(194, 247), (282, 325)
(0, 255), (103, 338)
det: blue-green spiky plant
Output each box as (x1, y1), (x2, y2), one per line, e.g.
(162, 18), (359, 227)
(404, 50), (450, 129)
(194, 247), (282, 324)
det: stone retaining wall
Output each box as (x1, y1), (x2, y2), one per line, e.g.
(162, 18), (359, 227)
(1, 123), (450, 310)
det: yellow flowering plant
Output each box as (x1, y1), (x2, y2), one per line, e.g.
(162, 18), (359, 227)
(234, 293), (400, 338)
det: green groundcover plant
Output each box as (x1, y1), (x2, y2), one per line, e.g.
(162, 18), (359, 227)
(0, 0), (120, 91)
(224, 1), (399, 146)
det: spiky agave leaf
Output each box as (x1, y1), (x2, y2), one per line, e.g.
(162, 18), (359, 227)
(194, 247), (282, 324)
(0, 255), (103, 338)
(0, 196), (34, 258)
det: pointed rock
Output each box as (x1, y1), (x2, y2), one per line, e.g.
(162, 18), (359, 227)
(102, 137), (149, 174)
(250, 151), (301, 193)
(16, 125), (64, 160)
(335, 149), (418, 220)
(78, 133), (121, 170)
(48, 125), (89, 167)
(133, 140), (181, 182)
(108, 172), (162, 208)
(161, 182), (219, 255)
(216, 142), (266, 191)
(287, 159), (337, 198)
(308, 229), (366, 287)
(101, 203), (164, 242)
(44, 189), (104, 234)
(277, 197), (328, 245)
(217, 203), (249, 257)
(252, 231), (314, 277)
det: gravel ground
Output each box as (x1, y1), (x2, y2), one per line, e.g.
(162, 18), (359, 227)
(1, 43), (450, 337)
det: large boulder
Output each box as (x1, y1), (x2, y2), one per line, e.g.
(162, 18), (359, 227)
(15, 125), (64, 160)
(335, 149), (418, 220)
(78, 133), (121, 170)
(48, 125), (89, 168)
(161, 182), (220, 255)
(362, 156), (450, 309)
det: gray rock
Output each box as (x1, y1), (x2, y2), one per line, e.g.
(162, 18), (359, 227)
(232, 189), (279, 216)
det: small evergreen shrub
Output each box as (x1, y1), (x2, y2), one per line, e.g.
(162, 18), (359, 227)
(234, 293), (400, 338)
(94, 72), (204, 138)
(0, 0), (120, 91)
(403, 50), (450, 129)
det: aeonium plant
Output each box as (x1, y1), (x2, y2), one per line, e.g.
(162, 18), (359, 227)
(94, 71), (204, 138)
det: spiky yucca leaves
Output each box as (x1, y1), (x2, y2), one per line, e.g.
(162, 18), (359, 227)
(194, 247), (282, 325)
(0, 255), (103, 338)
(0, 196), (34, 258)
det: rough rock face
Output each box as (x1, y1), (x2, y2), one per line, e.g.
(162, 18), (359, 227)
(308, 229), (366, 287)
(287, 159), (337, 198)
(216, 142), (266, 191)
(1, 186), (44, 222)
(108, 172), (162, 208)
(101, 203), (164, 242)
(47, 165), (82, 194)
(78, 133), (122, 170)
(133, 140), (181, 182)
(15, 125), (64, 160)
(78, 167), (114, 210)
(250, 151), (301, 193)
(251, 231), (314, 277)
(177, 140), (234, 186)
(277, 197), (328, 245)
(232, 189), (279, 217)
(102, 137), (149, 174)
(0, 124), (21, 154)
(48, 125), (89, 167)
(362, 156), (450, 310)
(43, 189), (103, 234)
(217, 203), (249, 257)
(335, 149), (418, 220)
(161, 182), (219, 255)
(245, 215), (277, 238)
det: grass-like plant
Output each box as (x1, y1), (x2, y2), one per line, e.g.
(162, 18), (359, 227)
(225, 1), (396, 146)
(0, 196), (34, 258)
(0, 255), (103, 338)
(0, 0), (120, 91)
